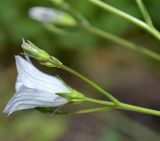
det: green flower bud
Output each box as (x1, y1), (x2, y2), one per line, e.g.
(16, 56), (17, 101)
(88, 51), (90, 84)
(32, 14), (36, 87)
(21, 39), (63, 68)
(21, 39), (50, 62)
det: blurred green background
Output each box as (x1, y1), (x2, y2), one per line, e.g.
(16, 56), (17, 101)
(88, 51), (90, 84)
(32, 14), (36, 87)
(0, 0), (160, 141)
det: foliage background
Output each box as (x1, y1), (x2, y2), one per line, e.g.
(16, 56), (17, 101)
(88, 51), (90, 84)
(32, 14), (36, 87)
(0, 0), (160, 141)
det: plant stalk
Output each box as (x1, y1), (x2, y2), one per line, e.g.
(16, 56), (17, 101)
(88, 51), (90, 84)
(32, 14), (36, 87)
(86, 97), (160, 116)
(84, 25), (160, 61)
(59, 64), (119, 104)
(88, 0), (160, 41)
(56, 107), (114, 115)
(135, 0), (153, 27)
(51, 0), (160, 61)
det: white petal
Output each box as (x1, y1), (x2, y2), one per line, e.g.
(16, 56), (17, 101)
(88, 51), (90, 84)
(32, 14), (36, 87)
(3, 86), (67, 115)
(15, 55), (69, 93)
(29, 7), (59, 23)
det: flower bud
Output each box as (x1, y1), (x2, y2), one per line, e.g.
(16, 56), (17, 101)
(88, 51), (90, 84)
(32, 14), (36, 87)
(22, 39), (63, 68)
(21, 39), (50, 62)
(29, 7), (77, 26)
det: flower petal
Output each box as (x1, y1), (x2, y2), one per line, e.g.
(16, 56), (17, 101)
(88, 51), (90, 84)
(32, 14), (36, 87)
(29, 7), (59, 23)
(15, 55), (69, 93)
(3, 86), (67, 115)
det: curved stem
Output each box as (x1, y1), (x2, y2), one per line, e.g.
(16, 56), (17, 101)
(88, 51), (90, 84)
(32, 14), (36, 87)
(60, 64), (120, 104)
(87, 0), (160, 41)
(135, 0), (153, 27)
(85, 97), (160, 116)
(51, 0), (160, 61)
(84, 25), (160, 61)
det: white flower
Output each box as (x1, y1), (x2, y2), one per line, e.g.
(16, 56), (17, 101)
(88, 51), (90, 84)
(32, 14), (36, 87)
(28, 7), (77, 26)
(3, 55), (70, 115)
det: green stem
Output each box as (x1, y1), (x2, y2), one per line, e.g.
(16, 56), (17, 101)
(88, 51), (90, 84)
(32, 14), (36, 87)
(135, 0), (153, 27)
(56, 107), (114, 115)
(119, 102), (160, 116)
(60, 64), (119, 104)
(37, 97), (160, 116)
(51, 0), (160, 61)
(85, 25), (160, 61)
(85, 97), (115, 106)
(87, 0), (160, 41)
(85, 97), (160, 116)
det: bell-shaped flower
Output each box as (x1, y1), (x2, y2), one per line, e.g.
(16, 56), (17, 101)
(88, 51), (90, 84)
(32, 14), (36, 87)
(3, 55), (71, 115)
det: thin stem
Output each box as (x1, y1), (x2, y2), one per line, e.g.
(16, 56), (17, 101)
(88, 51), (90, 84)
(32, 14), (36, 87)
(85, 25), (160, 61)
(87, 0), (160, 41)
(135, 0), (153, 27)
(50, 0), (160, 61)
(55, 1), (90, 27)
(85, 97), (160, 116)
(56, 107), (114, 115)
(59, 64), (120, 104)
(51, 0), (160, 61)
(37, 97), (160, 116)
(119, 102), (160, 116)
(85, 97), (115, 106)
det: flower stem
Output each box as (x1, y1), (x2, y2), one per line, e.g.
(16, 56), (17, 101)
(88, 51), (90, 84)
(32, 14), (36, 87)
(85, 97), (160, 116)
(87, 0), (160, 41)
(60, 64), (119, 104)
(119, 102), (160, 116)
(56, 107), (114, 115)
(51, 1), (160, 62)
(135, 0), (153, 27)
(84, 25), (160, 61)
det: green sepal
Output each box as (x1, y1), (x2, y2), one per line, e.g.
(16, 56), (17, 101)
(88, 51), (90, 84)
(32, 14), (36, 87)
(56, 90), (85, 104)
